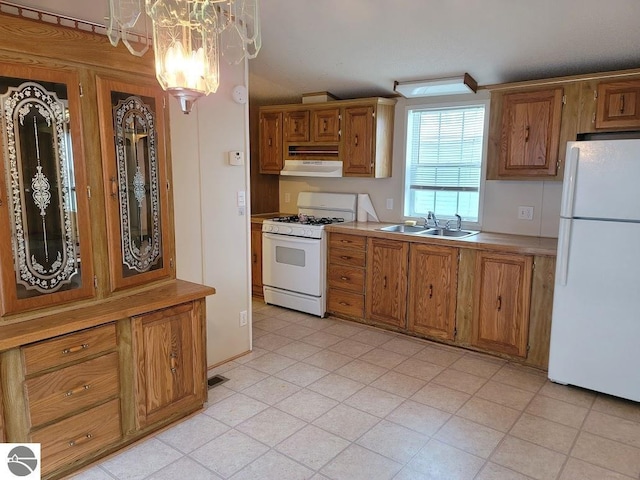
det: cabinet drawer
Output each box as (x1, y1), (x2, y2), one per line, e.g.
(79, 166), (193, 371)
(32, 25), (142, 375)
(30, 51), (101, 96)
(328, 289), (365, 318)
(329, 247), (366, 268)
(25, 352), (119, 429)
(328, 265), (365, 293)
(32, 399), (121, 475)
(23, 323), (117, 375)
(329, 233), (366, 250)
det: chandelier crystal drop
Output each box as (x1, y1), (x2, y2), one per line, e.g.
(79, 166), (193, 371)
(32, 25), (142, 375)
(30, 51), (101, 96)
(108, 0), (262, 114)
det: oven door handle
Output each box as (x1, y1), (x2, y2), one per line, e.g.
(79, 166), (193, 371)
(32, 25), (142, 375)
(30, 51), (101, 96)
(263, 233), (321, 244)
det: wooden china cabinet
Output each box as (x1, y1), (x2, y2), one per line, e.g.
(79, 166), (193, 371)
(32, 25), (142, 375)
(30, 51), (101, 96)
(0, 12), (213, 480)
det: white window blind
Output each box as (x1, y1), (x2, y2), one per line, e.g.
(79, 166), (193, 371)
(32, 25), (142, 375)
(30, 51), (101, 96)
(404, 104), (485, 222)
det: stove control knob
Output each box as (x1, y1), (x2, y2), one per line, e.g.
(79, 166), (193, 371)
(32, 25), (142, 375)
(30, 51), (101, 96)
(272, 226), (278, 233)
(305, 229), (313, 236)
(283, 226), (293, 234)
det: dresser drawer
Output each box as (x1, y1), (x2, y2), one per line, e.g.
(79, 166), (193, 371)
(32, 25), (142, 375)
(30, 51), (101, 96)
(329, 233), (366, 250)
(328, 289), (365, 318)
(25, 352), (119, 429)
(23, 324), (117, 375)
(329, 247), (366, 268)
(32, 399), (121, 475)
(328, 265), (365, 293)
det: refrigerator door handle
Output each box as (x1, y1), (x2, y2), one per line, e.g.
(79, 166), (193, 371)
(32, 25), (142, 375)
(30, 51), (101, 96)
(560, 146), (580, 218)
(557, 218), (572, 286)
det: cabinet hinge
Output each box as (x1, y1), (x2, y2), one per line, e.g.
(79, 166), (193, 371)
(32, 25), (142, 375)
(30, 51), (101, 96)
(86, 185), (91, 199)
(79, 83), (84, 97)
(170, 258), (174, 270)
(592, 113), (596, 124)
(454, 327), (458, 338)
(93, 275), (98, 289)
(166, 180), (170, 191)
(562, 95), (567, 105)
(594, 90), (598, 100)
(163, 96), (166, 109)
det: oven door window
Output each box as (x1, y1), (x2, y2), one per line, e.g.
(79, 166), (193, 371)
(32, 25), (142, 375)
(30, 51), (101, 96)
(275, 245), (306, 267)
(262, 233), (322, 296)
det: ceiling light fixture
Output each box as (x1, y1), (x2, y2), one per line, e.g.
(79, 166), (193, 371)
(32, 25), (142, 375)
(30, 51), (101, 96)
(108, 0), (261, 114)
(394, 73), (477, 98)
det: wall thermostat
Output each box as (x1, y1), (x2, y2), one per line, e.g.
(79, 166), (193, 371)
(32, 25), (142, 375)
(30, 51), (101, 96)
(232, 85), (247, 104)
(228, 151), (244, 166)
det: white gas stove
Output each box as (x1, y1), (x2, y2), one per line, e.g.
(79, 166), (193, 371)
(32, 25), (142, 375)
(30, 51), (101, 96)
(261, 192), (357, 316)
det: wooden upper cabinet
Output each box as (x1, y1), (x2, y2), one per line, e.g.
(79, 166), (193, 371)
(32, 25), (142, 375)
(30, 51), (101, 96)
(96, 76), (172, 292)
(284, 110), (309, 142)
(408, 244), (458, 341)
(132, 301), (206, 429)
(595, 79), (640, 129)
(312, 108), (340, 142)
(258, 109), (283, 174)
(343, 105), (375, 176)
(472, 251), (532, 357)
(366, 238), (408, 328)
(0, 63), (95, 315)
(497, 88), (563, 178)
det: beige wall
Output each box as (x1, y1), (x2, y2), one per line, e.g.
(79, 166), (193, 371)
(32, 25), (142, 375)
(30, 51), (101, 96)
(278, 92), (562, 238)
(171, 60), (252, 367)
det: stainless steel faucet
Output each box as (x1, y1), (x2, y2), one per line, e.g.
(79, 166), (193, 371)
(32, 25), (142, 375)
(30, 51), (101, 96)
(444, 214), (463, 231)
(424, 211), (439, 228)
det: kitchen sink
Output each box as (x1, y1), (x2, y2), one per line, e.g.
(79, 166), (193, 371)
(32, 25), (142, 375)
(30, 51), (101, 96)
(378, 224), (428, 233)
(416, 228), (479, 238)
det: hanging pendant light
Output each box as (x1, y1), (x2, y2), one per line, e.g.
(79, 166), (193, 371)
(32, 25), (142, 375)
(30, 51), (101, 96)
(108, 0), (262, 114)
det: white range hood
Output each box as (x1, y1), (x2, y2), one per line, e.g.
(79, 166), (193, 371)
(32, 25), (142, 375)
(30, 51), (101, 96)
(280, 160), (343, 177)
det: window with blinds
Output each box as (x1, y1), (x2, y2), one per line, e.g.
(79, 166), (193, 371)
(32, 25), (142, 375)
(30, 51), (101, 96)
(404, 104), (486, 223)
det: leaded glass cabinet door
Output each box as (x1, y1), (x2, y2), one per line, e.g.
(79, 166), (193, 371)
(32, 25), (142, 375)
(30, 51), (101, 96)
(0, 64), (94, 314)
(96, 76), (171, 292)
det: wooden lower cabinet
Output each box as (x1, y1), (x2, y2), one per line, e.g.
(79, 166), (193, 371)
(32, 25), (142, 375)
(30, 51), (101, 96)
(327, 233), (367, 318)
(32, 400), (121, 475)
(0, 281), (212, 479)
(471, 251), (533, 357)
(366, 238), (409, 328)
(408, 244), (458, 341)
(132, 302), (206, 429)
(251, 222), (263, 297)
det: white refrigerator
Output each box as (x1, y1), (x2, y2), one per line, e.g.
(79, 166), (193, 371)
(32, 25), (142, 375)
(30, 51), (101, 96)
(548, 139), (640, 402)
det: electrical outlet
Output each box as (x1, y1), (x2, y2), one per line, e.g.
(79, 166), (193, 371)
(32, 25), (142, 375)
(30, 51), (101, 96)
(239, 310), (247, 327)
(517, 206), (534, 221)
(386, 198), (393, 210)
(284, 193), (291, 203)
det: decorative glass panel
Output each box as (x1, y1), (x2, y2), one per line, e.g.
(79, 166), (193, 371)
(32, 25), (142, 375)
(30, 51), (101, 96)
(111, 91), (163, 278)
(1, 77), (83, 298)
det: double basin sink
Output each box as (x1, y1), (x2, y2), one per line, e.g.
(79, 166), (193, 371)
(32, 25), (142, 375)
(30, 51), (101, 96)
(377, 224), (479, 239)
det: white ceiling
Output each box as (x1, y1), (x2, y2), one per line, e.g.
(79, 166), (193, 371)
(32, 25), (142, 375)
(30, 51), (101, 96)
(7, 0), (640, 103)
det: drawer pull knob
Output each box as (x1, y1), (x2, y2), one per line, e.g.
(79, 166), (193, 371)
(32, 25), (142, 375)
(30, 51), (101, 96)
(340, 255), (351, 260)
(62, 344), (89, 355)
(64, 384), (91, 397)
(68, 433), (93, 447)
(339, 301), (349, 306)
(340, 276), (349, 281)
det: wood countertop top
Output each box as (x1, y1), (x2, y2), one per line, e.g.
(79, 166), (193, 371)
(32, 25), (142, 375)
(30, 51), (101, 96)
(0, 279), (215, 351)
(326, 222), (558, 256)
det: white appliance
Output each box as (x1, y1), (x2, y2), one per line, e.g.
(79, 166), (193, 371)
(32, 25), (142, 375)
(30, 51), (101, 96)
(548, 139), (640, 402)
(280, 160), (343, 177)
(262, 192), (357, 316)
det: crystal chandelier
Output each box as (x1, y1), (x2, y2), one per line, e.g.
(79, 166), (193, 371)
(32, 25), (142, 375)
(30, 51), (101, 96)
(108, 0), (261, 114)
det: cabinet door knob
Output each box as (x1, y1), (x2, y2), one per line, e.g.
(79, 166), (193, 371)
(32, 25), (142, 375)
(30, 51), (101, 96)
(620, 94), (625, 114)
(110, 176), (118, 198)
(354, 134), (359, 147)
(524, 126), (530, 142)
(497, 295), (502, 312)
(428, 284), (433, 299)
(383, 275), (387, 288)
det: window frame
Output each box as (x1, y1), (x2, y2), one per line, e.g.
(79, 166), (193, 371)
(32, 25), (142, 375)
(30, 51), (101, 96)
(401, 97), (490, 230)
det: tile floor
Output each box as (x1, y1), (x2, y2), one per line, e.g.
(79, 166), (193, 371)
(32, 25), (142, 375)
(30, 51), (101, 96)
(70, 301), (640, 480)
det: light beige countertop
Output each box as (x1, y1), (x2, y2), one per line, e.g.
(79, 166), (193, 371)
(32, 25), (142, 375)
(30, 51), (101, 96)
(326, 222), (558, 256)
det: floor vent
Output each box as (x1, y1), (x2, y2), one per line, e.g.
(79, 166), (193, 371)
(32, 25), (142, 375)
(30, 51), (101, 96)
(207, 374), (229, 389)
